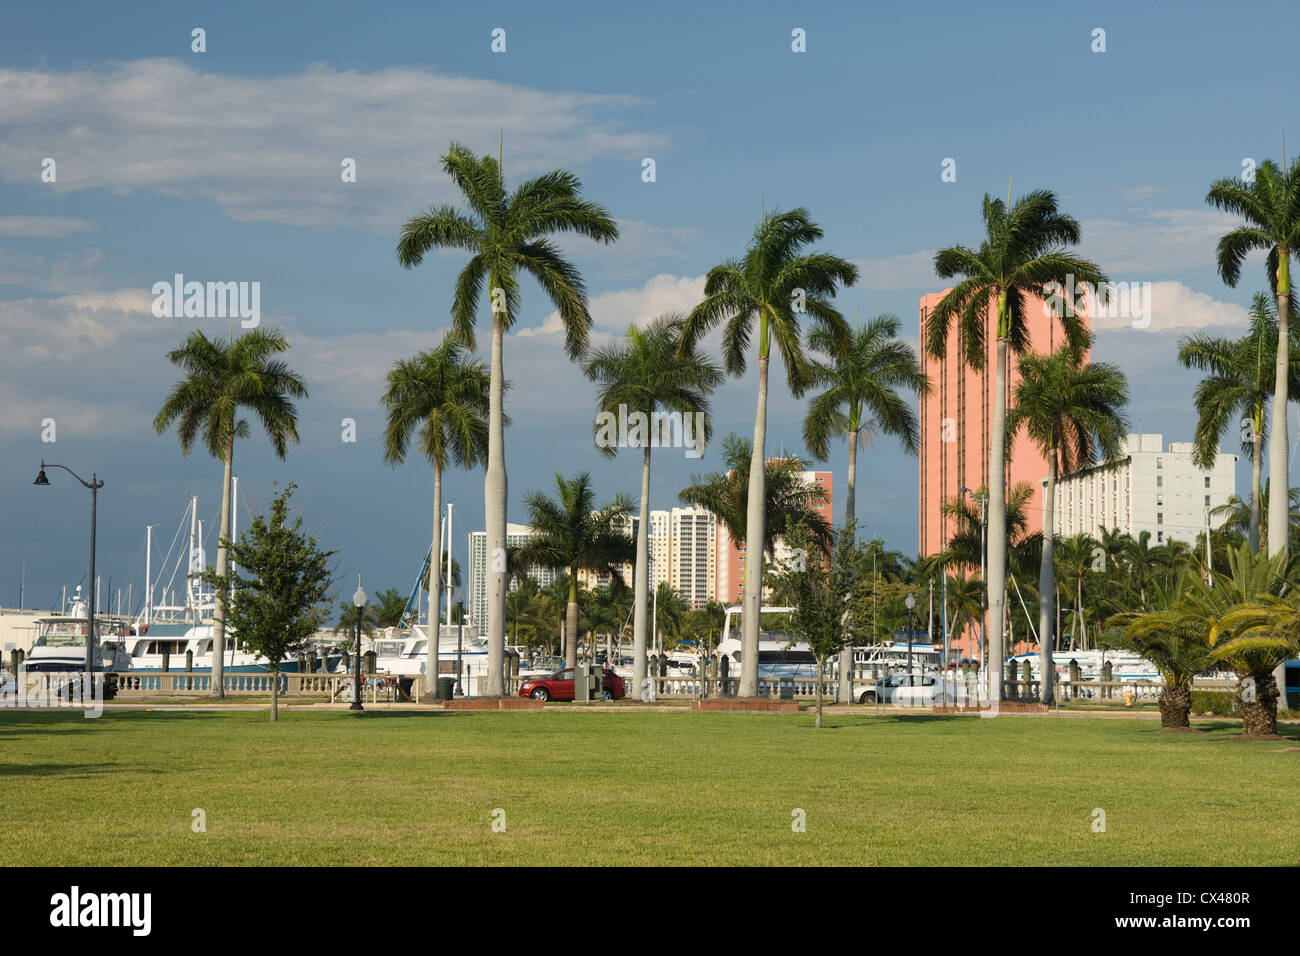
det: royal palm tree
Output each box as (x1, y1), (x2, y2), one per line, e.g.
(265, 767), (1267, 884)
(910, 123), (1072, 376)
(679, 434), (834, 560)
(382, 336), (492, 689)
(154, 328), (307, 698)
(804, 313), (928, 702)
(513, 473), (635, 669)
(1178, 292), (1300, 552)
(583, 315), (721, 693)
(926, 188), (1105, 700)
(680, 208), (856, 696)
(1006, 341), (1129, 702)
(398, 142), (618, 695)
(1207, 155), (1300, 556)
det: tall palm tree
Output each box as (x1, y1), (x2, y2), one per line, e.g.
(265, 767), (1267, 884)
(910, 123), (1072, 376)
(1207, 154), (1300, 556)
(513, 473), (635, 668)
(382, 336), (492, 690)
(1006, 341), (1129, 703)
(1178, 292), (1300, 552)
(154, 328), (307, 698)
(926, 188), (1105, 700)
(680, 208), (856, 696)
(583, 315), (722, 693)
(398, 141), (618, 695)
(679, 434), (834, 560)
(804, 313), (928, 702)
(1212, 482), (1300, 553)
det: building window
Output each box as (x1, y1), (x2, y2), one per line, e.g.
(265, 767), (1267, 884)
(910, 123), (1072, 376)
(1205, 495), (1211, 507)
(1157, 531), (1164, 542)
(1204, 476), (1211, 488)
(1156, 494), (1163, 506)
(1156, 475), (1163, 488)
(1156, 458), (1162, 469)
(1157, 513), (1163, 524)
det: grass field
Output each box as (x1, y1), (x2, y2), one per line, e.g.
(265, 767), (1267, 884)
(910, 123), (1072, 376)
(2, 709), (1297, 866)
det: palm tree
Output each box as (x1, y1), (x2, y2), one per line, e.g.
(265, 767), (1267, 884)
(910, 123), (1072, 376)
(371, 588), (409, 629)
(926, 188), (1105, 700)
(1212, 482), (1300, 553)
(1212, 593), (1300, 737)
(333, 600), (379, 647)
(680, 208), (856, 696)
(154, 328), (307, 698)
(1006, 340), (1129, 703)
(513, 473), (635, 668)
(804, 313), (928, 702)
(382, 336), (492, 689)
(398, 141), (618, 695)
(679, 434), (834, 560)
(1178, 292), (1300, 552)
(583, 315), (722, 694)
(652, 582), (689, 652)
(1207, 155), (1300, 556)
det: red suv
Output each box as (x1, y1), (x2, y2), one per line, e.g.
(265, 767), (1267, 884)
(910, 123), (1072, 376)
(519, 667), (625, 702)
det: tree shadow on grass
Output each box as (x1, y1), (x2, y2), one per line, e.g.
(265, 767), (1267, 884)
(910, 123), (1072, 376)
(0, 762), (119, 777)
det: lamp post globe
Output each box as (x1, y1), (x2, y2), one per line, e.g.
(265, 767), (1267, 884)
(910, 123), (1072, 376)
(350, 577), (366, 711)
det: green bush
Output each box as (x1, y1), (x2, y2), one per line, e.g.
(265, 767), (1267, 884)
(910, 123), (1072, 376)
(1190, 690), (1235, 716)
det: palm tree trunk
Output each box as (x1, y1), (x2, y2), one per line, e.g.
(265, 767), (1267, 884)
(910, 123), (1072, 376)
(632, 444), (652, 695)
(1158, 683), (1190, 729)
(1267, 250), (1290, 556)
(740, 354), (770, 698)
(987, 329), (1009, 702)
(1034, 455), (1055, 702)
(426, 467), (442, 698)
(1249, 404), (1263, 554)
(210, 433), (234, 699)
(838, 427), (858, 704)
(1240, 669), (1280, 737)
(485, 306), (508, 696)
(565, 575), (579, 670)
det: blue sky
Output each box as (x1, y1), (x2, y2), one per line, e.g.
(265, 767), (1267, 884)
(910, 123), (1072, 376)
(1, 0), (1297, 612)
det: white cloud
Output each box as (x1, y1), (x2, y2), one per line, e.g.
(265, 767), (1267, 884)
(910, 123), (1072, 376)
(0, 59), (666, 234)
(1117, 184), (1165, 204)
(1089, 280), (1247, 332)
(1082, 208), (1238, 276)
(520, 272), (707, 342)
(0, 216), (96, 238)
(852, 249), (939, 291)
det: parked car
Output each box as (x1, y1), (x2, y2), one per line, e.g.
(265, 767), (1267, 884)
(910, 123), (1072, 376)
(854, 672), (963, 706)
(519, 667), (625, 702)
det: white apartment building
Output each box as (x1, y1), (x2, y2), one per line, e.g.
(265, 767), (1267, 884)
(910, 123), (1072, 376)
(467, 523), (559, 630)
(669, 506), (717, 608)
(1046, 433), (1237, 545)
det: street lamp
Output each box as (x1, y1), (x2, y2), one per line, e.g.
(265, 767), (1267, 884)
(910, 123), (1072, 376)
(905, 592), (916, 681)
(350, 575), (367, 711)
(959, 486), (988, 665)
(34, 462), (103, 677)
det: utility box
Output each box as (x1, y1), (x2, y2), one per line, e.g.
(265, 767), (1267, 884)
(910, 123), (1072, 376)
(575, 662), (601, 702)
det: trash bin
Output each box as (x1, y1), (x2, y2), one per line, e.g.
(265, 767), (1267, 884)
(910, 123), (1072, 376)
(779, 678), (795, 700)
(436, 676), (455, 701)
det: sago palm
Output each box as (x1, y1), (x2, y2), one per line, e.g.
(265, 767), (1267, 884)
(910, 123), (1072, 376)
(513, 473), (635, 669)
(680, 208), (856, 696)
(926, 188), (1106, 700)
(398, 141), (618, 694)
(1006, 340), (1129, 703)
(803, 313), (928, 701)
(1207, 154), (1300, 556)
(1178, 292), (1300, 552)
(154, 327), (307, 698)
(583, 314), (721, 692)
(382, 335), (492, 688)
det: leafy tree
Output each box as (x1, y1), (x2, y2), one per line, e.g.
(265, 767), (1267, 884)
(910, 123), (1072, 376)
(205, 484), (334, 721)
(513, 473), (635, 668)
(398, 141), (618, 695)
(680, 207), (856, 697)
(926, 188), (1104, 700)
(155, 328), (308, 698)
(1207, 155), (1300, 556)
(1006, 340), (1128, 702)
(584, 315), (721, 692)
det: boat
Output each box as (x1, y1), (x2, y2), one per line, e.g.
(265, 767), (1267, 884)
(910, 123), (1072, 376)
(715, 605), (820, 679)
(341, 624), (491, 693)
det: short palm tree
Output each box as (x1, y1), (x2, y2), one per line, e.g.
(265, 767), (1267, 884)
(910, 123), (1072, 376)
(652, 582), (689, 653)
(1178, 292), (1300, 552)
(583, 315), (722, 693)
(1212, 481), (1300, 553)
(154, 328), (307, 698)
(679, 434), (834, 561)
(513, 473), (635, 669)
(1207, 155), (1300, 555)
(382, 336), (492, 688)
(804, 313), (928, 701)
(680, 208), (856, 697)
(398, 141), (618, 695)
(1006, 340), (1129, 703)
(926, 188), (1106, 700)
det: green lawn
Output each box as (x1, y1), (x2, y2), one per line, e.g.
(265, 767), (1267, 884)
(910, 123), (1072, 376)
(1, 709), (1296, 866)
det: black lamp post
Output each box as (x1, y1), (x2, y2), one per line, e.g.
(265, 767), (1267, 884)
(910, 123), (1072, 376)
(350, 576), (366, 711)
(34, 462), (103, 677)
(905, 592), (916, 681)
